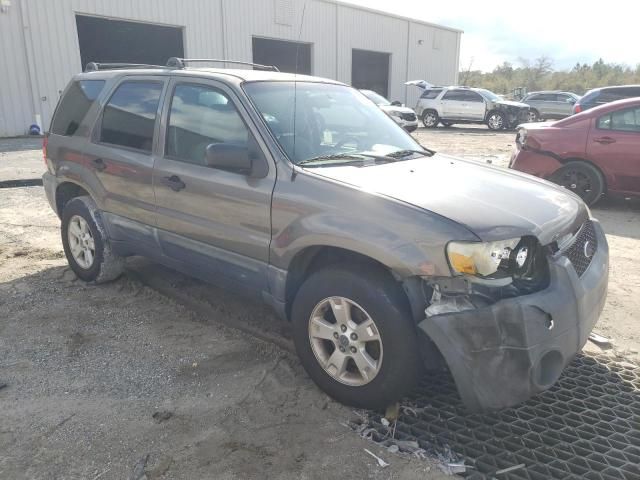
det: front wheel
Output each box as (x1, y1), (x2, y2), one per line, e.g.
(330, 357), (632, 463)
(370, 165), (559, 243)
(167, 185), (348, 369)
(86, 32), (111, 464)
(61, 196), (125, 283)
(486, 111), (506, 130)
(291, 266), (422, 410)
(550, 161), (605, 206)
(528, 109), (540, 122)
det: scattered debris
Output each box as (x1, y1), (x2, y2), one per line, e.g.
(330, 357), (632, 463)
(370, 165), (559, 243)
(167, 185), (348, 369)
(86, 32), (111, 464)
(130, 454), (149, 480)
(152, 411), (173, 423)
(495, 463), (526, 475)
(589, 332), (613, 348)
(443, 462), (467, 474)
(364, 448), (389, 468)
(92, 469), (111, 480)
(384, 402), (400, 422)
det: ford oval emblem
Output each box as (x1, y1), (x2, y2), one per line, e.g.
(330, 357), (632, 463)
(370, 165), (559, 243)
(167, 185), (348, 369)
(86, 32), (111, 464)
(583, 240), (595, 258)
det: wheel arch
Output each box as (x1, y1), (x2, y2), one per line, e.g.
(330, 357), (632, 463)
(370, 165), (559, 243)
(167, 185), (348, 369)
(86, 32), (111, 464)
(55, 181), (92, 217)
(283, 245), (418, 322)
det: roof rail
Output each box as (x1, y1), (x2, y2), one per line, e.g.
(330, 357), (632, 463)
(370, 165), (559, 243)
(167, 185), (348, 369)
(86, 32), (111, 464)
(166, 57), (279, 72)
(84, 62), (168, 72)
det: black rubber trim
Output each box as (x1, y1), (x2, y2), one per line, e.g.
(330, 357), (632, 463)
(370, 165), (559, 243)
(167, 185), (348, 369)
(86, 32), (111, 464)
(0, 178), (43, 188)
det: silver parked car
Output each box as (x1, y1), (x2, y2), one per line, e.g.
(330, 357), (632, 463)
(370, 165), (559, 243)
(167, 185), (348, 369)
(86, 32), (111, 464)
(521, 91), (580, 121)
(360, 89), (418, 132)
(43, 58), (608, 411)
(411, 85), (530, 130)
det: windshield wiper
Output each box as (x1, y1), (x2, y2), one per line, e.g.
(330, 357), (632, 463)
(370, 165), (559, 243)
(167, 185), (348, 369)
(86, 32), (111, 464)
(297, 153), (394, 167)
(385, 148), (435, 158)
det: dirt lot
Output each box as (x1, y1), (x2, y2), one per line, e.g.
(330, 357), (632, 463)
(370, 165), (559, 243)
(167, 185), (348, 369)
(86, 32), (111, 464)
(1, 129), (638, 479)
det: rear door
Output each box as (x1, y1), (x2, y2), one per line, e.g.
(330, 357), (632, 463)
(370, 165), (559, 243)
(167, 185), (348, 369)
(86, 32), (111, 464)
(152, 77), (276, 295)
(463, 91), (486, 120)
(440, 90), (467, 118)
(90, 76), (168, 225)
(588, 106), (640, 194)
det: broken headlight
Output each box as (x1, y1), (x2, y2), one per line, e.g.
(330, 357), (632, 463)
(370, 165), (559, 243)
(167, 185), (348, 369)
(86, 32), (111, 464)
(447, 237), (537, 279)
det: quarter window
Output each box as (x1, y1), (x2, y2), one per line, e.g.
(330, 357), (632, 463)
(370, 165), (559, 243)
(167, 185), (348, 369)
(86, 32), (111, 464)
(50, 80), (105, 136)
(166, 84), (249, 165)
(100, 81), (163, 152)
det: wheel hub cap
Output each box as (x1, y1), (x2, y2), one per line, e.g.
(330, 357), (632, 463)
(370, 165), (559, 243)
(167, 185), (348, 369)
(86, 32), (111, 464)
(308, 296), (383, 386)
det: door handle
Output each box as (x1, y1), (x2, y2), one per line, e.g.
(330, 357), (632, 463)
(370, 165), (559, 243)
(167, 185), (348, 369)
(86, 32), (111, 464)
(594, 137), (616, 145)
(92, 158), (107, 172)
(161, 175), (186, 192)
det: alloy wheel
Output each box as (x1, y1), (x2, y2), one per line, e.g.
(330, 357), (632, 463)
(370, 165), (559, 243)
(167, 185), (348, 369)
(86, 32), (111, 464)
(308, 296), (383, 386)
(67, 215), (95, 269)
(488, 113), (504, 130)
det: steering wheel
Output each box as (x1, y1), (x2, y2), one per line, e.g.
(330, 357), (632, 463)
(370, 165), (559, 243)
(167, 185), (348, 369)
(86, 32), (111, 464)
(335, 136), (363, 150)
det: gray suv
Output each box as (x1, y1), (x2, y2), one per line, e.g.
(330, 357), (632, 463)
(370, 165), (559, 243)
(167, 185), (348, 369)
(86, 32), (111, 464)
(521, 91), (580, 121)
(44, 59), (609, 411)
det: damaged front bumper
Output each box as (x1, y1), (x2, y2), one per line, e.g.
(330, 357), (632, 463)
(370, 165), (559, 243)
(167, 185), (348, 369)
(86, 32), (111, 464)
(418, 220), (609, 411)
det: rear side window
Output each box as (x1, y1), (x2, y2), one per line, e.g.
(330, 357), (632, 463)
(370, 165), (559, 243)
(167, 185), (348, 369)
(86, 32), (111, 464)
(50, 80), (105, 136)
(100, 81), (163, 152)
(442, 90), (466, 101)
(597, 108), (640, 132)
(420, 89), (442, 99)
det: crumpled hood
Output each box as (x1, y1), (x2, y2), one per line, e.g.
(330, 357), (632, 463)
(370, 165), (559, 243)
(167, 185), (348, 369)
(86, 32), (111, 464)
(379, 105), (415, 115)
(497, 100), (530, 109)
(307, 154), (588, 244)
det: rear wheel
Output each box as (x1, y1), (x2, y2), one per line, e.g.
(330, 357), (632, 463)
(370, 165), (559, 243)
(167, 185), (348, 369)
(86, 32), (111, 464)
(61, 196), (125, 283)
(422, 110), (439, 128)
(550, 161), (605, 206)
(291, 265), (422, 409)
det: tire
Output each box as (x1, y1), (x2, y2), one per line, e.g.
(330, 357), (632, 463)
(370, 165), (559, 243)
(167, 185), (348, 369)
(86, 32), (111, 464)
(291, 265), (422, 410)
(550, 161), (605, 206)
(61, 196), (125, 283)
(528, 109), (540, 122)
(421, 110), (439, 128)
(486, 111), (506, 130)
(441, 121), (454, 128)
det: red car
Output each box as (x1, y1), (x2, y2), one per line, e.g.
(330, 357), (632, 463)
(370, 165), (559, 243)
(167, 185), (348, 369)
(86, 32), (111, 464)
(509, 97), (640, 205)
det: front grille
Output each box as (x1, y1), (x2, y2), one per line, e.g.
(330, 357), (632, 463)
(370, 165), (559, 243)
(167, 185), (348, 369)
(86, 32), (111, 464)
(564, 220), (597, 276)
(401, 112), (417, 121)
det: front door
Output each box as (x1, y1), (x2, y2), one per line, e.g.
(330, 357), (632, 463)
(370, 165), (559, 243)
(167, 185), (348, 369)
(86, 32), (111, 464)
(463, 90), (486, 120)
(152, 78), (276, 294)
(588, 106), (640, 194)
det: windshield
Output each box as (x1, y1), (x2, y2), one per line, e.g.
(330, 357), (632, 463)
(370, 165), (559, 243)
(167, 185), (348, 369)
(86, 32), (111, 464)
(477, 89), (501, 102)
(243, 82), (422, 165)
(361, 90), (391, 106)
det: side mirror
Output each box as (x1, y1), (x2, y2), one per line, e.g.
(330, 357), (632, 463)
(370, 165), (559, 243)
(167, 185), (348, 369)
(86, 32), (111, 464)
(205, 143), (252, 175)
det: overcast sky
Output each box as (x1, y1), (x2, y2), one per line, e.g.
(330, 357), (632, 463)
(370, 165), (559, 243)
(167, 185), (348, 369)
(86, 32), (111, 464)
(343, 0), (638, 72)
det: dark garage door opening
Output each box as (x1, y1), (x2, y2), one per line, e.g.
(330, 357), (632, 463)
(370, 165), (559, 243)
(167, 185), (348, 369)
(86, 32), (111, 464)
(352, 49), (390, 98)
(76, 15), (184, 68)
(252, 37), (311, 74)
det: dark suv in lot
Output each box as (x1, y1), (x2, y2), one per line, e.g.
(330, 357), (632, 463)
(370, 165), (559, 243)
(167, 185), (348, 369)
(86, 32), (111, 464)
(573, 85), (640, 114)
(44, 59), (609, 411)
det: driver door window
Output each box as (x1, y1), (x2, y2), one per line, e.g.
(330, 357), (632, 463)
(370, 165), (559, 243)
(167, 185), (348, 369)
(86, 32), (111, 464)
(166, 84), (249, 166)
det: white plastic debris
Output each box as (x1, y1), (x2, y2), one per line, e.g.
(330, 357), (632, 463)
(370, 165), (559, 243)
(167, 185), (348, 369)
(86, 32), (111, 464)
(426, 296), (475, 317)
(588, 332), (612, 348)
(364, 449), (390, 468)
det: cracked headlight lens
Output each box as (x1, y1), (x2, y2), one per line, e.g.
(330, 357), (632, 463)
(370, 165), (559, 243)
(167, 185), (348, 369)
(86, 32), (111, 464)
(447, 238), (521, 277)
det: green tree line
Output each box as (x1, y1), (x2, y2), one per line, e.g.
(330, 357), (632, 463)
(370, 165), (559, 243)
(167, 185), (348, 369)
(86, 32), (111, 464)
(459, 57), (640, 97)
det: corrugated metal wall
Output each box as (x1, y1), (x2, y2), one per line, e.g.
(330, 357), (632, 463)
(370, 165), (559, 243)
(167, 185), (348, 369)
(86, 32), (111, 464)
(0, 0), (460, 137)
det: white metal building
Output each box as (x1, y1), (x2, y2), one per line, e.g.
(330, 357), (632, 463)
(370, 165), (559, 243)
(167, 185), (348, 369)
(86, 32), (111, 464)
(0, 0), (461, 137)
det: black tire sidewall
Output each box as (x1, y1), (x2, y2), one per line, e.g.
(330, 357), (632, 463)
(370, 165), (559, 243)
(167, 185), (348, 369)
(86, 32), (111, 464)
(551, 162), (604, 206)
(61, 197), (106, 282)
(291, 266), (421, 410)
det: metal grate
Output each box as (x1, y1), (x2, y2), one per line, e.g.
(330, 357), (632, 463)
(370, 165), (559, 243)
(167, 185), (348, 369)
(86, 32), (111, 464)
(564, 221), (597, 277)
(364, 354), (640, 479)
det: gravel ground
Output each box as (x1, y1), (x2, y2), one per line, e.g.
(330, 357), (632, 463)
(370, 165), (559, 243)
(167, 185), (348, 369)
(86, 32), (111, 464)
(1, 128), (639, 479)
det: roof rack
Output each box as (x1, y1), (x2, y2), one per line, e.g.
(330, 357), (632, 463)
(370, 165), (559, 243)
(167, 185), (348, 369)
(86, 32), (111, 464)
(84, 62), (166, 72)
(166, 57), (279, 72)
